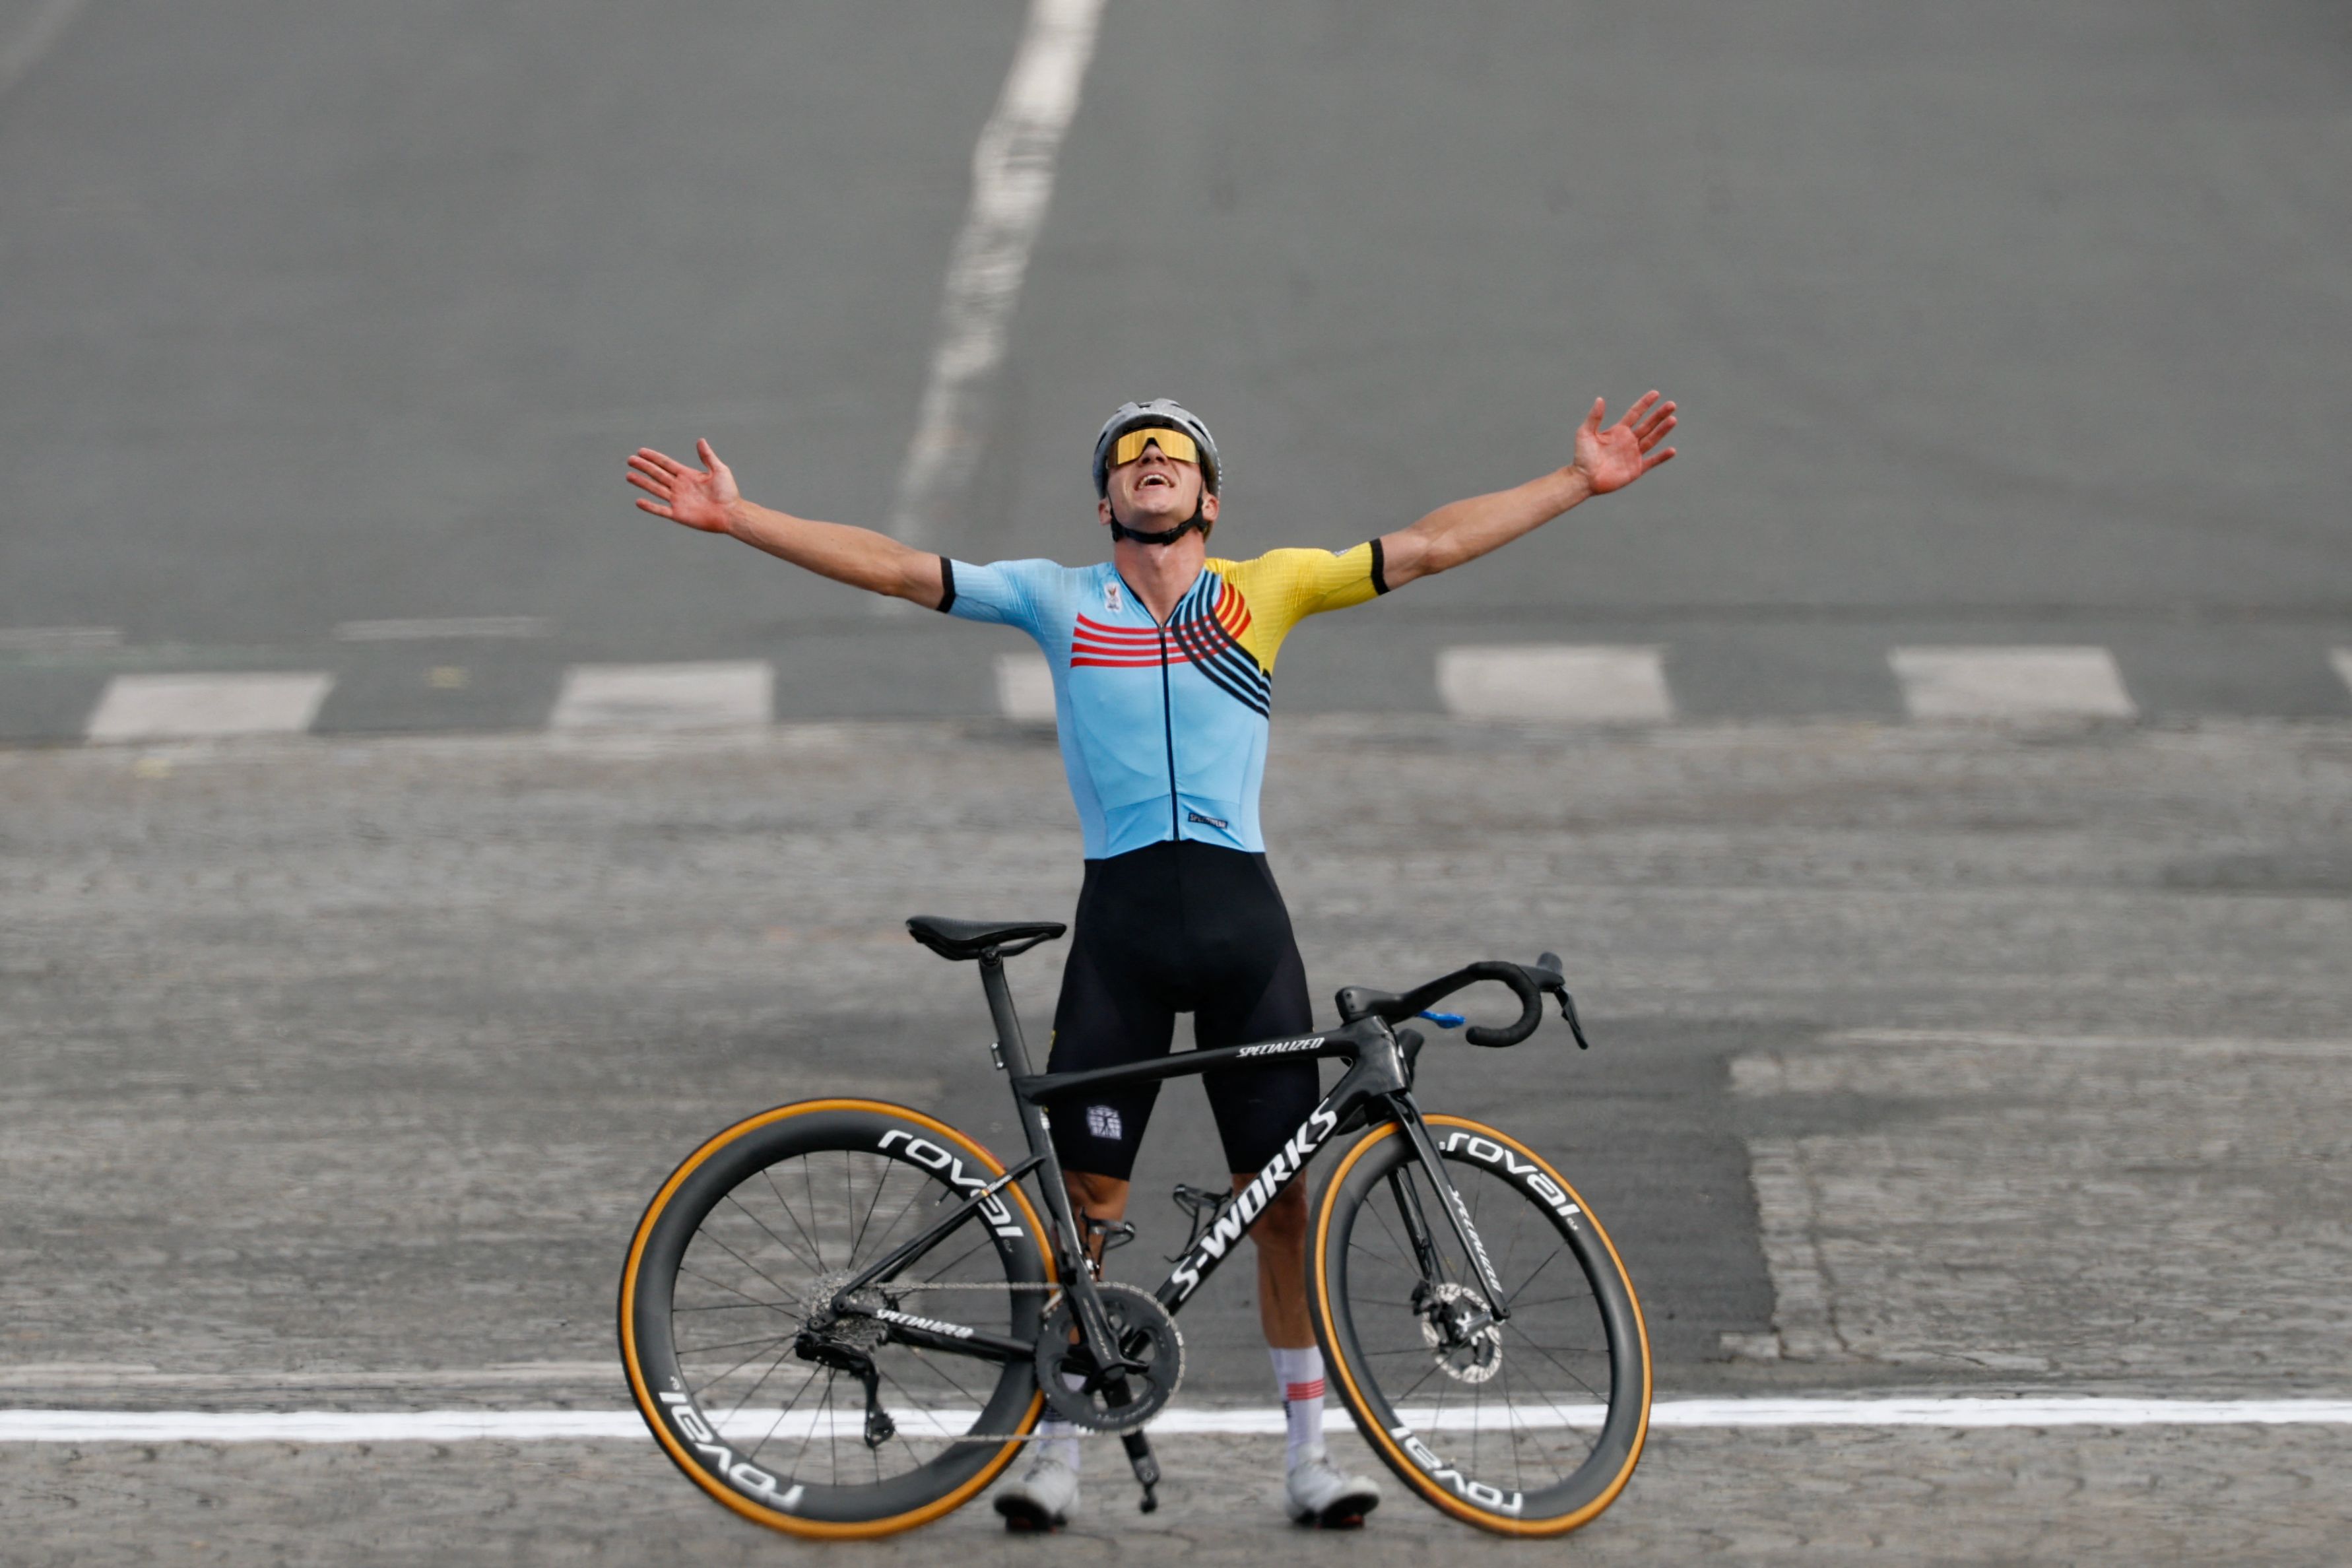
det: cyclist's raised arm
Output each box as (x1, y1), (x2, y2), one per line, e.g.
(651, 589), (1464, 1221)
(1375, 391), (1676, 589)
(627, 440), (948, 608)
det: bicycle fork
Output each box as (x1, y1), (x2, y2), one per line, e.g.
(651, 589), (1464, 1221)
(1387, 1106), (1513, 1335)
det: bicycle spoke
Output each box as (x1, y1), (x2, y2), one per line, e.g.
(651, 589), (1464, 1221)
(911, 1233), (993, 1287)
(676, 1261), (806, 1316)
(675, 1330), (798, 1361)
(720, 1189), (824, 1280)
(1502, 1245), (1567, 1309)
(760, 1163), (830, 1273)
(670, 1298), (800, 1315)
(1502, 1321), (1609, 1406)
(692, 1225), (806, 1309)
(902, 1340), (994, 1408)
(849, 1153), (902, 1260)
(717, 1338), (801, 1427)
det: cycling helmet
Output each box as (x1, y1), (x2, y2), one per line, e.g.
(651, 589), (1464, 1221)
(1091, 399), (1222, 498)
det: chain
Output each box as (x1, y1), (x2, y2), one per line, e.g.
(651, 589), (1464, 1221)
(883, 1280), (1063, 1293)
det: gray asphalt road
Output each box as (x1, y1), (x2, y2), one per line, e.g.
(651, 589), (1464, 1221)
(7, 4), (2352, 1561)
(2, 2), (2345, 720)
(4, 718), (2348, 1559)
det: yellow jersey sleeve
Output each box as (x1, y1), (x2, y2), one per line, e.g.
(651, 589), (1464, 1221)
(1207, 541), (1389, 672)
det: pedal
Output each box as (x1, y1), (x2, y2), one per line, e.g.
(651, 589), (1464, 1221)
(1084, 1216), (1138, 1253)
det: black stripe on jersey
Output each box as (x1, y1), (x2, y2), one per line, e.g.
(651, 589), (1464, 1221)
(1369, 538), (1389, 595)
(934, 556), (958, 614)
(1169, 576), (1272, 717)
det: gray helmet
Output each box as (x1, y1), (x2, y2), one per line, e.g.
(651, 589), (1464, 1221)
(1091, 399), (1222, 498)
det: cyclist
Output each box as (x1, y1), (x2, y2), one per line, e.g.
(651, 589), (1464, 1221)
(625, 391), (1676, 1528)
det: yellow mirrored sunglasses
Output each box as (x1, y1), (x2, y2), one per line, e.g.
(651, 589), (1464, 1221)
(1109, 427), (1200, 468)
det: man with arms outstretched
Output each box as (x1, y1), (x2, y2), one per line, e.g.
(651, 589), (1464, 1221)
(626, 391), (1676, 1528)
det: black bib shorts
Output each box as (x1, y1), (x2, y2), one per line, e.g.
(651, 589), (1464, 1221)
(1044, 840), (1319, 1183)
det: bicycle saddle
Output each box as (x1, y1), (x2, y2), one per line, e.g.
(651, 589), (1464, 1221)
(905, 915), (1068, 962)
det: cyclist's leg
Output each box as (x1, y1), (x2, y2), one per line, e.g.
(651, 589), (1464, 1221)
(1187, 851), (1375, 1520)
(1043, 859), (1180, 1212)
(1187, 850), (1321, 1348)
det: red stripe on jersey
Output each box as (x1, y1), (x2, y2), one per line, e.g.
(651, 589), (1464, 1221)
(1073, 615), (1160, 642)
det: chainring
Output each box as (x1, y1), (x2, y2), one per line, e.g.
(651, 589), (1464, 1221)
(1033, 1280), (1184, 1434)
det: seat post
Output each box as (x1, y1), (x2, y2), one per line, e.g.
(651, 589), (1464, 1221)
(977, 954), (1040, 1079)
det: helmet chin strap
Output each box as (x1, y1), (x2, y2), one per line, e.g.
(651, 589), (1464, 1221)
(1107, 497), (1206, 547)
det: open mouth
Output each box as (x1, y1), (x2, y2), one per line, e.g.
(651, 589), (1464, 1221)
(1138, 472), (1173, 490)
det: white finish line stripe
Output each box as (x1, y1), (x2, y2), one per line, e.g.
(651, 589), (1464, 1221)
(1437, 645), (1675, 723)
(1891, 646), (2136, 719)
(884, 0), (1105, 550)
(548, 662), (773, 731)
(85, 672), (334, 742)
(9, 1400), (2349, 1443)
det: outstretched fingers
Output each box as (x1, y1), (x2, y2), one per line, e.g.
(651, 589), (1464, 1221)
(1579, 396), (1607, 437)
(1612, 390), (1664, 431)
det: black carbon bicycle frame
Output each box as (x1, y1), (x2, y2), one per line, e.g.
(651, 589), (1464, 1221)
(828, 952), (1512, 1381)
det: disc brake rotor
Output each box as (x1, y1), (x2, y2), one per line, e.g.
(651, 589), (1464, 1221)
(1419, 1280), (1503, 1384)
(1033, 1280), (1184, 1433)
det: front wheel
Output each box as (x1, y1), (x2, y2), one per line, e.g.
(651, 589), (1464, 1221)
(1311, 1115), (1650, 1535)
(618, 1099), (1056, 1538)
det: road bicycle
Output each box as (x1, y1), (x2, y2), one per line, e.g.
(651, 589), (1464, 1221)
(618, 915), (1650, 1538)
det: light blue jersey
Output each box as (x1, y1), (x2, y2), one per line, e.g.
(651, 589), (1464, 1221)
(940, 546), (1388, 859)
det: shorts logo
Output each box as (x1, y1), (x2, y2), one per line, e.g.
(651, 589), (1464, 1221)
(1086, 1104), (1123, 1140)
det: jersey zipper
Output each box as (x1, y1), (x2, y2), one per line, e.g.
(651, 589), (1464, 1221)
(1159, 622), (1180, 842)
(1121, 567), (1186, 846)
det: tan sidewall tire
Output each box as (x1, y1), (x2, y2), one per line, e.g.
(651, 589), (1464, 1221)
(1311, 1114), (1650, 1536)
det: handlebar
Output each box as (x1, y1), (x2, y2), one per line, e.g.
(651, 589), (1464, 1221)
(1334, 951), (1591, 1050)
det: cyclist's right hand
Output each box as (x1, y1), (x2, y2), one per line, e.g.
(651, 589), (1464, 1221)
(628, 439), (740, 534)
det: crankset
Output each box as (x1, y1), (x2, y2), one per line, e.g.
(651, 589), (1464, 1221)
(1033, 1281), (1184, 1434)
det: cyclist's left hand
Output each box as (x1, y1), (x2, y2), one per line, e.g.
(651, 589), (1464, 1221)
(1571, 392), (1677, 494)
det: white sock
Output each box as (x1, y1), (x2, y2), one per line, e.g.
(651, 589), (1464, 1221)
(1035, 1372), (1087, 1471)
(1270, 1346), (1326, 1470)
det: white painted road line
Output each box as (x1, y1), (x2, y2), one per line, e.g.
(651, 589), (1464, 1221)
(334, 616), (552, 641)
(1437, 645), (1674, 723)
(1891, 645), (2137, 720)
(995, 651), (1058, 724)
(884, 0), (1107, 550)
(0, 624), (120, 652)
(2331, 647), (2352, 697)
(84, 672), (333, 742)
(548, 662), (773, 731)
(8, 1399), (2351, 1444)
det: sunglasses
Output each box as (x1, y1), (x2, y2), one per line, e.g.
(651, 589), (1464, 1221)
(1108, 427), (1200, 468)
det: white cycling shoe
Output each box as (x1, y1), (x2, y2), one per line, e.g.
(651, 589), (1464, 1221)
(1284, 1449), (1381, 1528)
(994, 1452), (1080, 1532)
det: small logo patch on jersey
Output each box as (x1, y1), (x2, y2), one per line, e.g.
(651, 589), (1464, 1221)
(1187, 810), (1229, 829)
(1103, 579), (1123, 614)
(1086, 1104), (1123, 1140)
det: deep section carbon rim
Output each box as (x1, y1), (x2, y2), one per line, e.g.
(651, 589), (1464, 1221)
(1316, 1117), (1649, 1532)
(621, 1103), (1050, 1534)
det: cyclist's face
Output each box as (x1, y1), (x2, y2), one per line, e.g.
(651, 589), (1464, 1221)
(1098, 440), (1218, 533)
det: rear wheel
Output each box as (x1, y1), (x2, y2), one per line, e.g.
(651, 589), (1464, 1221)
(1311, 1115), (1650, 1535)
(619, 1100), (1054, 1538)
